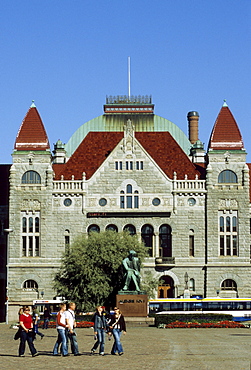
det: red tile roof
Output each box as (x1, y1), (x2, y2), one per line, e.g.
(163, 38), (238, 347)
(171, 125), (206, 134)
(14, 106), (50, 151)
(53, 132), (123, 180)
(53, 131), (203, 180)
(208, 106), (244, 150)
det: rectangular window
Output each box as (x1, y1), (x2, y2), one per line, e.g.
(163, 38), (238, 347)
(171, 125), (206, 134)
(21, 211), (40, 257)
(126, 196), (132, 208)
(115, 161), (123, 170)
(219, 211), (238, 256)
(120, 196), (125, 209)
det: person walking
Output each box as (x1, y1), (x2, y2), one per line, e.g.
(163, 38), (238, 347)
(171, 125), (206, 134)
(109, 307), (126, 356)
(18, 306), (38, 357)
(52, 303), (69, 357)
(65, 302), (80, 356)
(91, 306), (108, 356)
(32, 306), (44, 339)
(42, 307), (50, 329)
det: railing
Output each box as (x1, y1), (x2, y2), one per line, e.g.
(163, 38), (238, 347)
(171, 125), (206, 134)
(106, 95), (152, 104)
(175, 180), (206, 191)
(155, 257), (175, 265)
(53, 180), (84, 191)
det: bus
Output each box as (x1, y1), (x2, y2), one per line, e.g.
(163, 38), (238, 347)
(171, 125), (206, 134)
(148, 297), (251, 320)
(32, 298), (65, 317)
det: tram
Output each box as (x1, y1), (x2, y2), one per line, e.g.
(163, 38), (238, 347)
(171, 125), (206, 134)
(148, 297), (251, 320)
(32, 298), (65, 316)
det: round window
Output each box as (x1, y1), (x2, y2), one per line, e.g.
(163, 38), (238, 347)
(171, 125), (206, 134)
(188, 198), (196, 206)
(152, 198), (161, 206)
(99, 198), (107, 206)
(64, 198), (72, 207)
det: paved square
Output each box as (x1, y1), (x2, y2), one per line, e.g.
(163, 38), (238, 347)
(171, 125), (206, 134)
(0, 324), (251, 369)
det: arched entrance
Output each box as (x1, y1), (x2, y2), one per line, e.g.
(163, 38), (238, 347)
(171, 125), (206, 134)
(158, 275), (174, 298)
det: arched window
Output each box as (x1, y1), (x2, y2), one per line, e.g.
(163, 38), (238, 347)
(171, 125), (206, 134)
(106, 224), (118, 232)
(159, 224), (172, 257)
(218, 170), (237, 183)
(23, 279), (38, 290)
(22, 171), (41, 184)
(87, 224), (100, 233)
(120, 184), (139, 209)
(65, 229), (70, 252)
(124, 224), (136, 236)
(221, 279), (237, 291)
(141, 224), (154, 257)
(189, 278), (195, 291)
(189, 229), (194, 257)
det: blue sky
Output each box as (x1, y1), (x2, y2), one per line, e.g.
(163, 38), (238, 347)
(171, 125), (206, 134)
(0, 1), (250, 163)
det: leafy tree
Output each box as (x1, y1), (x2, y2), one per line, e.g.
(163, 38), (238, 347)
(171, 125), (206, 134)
(54, 230), (147, 311)
(141, 271), (164, 299)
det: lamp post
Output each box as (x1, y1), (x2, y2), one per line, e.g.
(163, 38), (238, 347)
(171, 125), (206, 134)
(4, 228), (13, 325)
(41, 291), (44, 299)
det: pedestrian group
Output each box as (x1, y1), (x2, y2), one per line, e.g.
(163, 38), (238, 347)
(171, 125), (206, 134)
(17, 302), (126, 357)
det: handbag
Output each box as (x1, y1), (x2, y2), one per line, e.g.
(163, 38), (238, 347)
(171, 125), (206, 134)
(14, 326), (22, 340)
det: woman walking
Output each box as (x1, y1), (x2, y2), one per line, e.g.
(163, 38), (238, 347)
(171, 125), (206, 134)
(53, 303), (69, 356)
(18, 306), (38, 357)
(109, 307), (126, 356)
(91, 306), (108, 356)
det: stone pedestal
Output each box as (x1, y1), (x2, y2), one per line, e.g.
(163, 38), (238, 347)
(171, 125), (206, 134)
(116, 292), (148, 317)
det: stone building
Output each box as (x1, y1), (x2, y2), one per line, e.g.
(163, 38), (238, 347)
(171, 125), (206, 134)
(1, 96), (251, 321)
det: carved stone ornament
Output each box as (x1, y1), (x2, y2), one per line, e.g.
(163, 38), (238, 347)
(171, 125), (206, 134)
(123, 119), (135, 153)
(21, 199), (41, 210)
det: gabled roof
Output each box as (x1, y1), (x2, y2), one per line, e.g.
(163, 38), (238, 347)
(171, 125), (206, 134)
(53, 131), (203, 180)
(14, 103), (50, 151)
(208, 102), (244, 151)
(53, 132), (123, 180)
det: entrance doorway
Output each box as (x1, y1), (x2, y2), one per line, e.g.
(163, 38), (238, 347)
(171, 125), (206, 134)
(158, 275), (174, 298)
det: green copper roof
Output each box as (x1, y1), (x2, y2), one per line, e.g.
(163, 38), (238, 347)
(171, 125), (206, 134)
(65, 114), (192, 157)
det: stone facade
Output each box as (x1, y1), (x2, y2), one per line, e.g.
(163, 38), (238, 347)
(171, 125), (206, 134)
(1, 97), (251, 322)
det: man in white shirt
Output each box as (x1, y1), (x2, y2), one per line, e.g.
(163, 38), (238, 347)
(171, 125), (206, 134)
(65, 302), (80, 356)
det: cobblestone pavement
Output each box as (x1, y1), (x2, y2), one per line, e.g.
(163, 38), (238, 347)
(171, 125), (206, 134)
(0, 324), (251, 370)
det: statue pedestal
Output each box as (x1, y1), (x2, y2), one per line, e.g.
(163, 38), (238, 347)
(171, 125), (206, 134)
(116, 292), (148, 317)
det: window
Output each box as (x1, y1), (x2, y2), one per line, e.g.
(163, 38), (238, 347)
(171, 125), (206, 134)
(120, 184), (139, 209)
(126, 161), (133, 170)
(159, 224), (172, 257)
(22, 171), (41, 184)
(124, 224), (136, 235)
(87, 224), (100, 233)
(106, 224), (118, 232)
(189, 278), (195, 291)
(141, 224), (154, 257)
(218, 170), (237, 183)
(23, 280), (38, 290)
(65, 229), (70, 252)
(219, 211), (238, 256)
(136, 161), (143, 170)
(22, 212), (40, 257)
(221, 279), (237, 291)
(189, 229), (194, 257)
(115, 161), (122, 170)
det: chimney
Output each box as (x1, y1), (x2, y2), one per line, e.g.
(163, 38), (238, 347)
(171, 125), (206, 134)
(187, 111), (199, 144)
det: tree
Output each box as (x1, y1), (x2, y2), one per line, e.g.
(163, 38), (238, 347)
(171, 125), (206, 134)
(54, 230), (147, 311)
(141, 271), (164, 299)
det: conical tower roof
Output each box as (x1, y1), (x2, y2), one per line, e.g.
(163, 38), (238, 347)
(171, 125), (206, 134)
(14, 102), (50, 151)
(208, 101), (244, 151)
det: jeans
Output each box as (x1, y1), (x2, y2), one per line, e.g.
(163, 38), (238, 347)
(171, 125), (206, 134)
(92, 328), (106, 354)
(33, 323), (44, 337)
(111, 328), (123, 354)
(19, 330), (37, 356)
(66, 329), (79, 355)
(43, 318), (49, 329)
(53, 328), (68, 356)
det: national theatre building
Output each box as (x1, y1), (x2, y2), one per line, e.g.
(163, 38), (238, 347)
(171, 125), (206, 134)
(1, 95), (251, 321)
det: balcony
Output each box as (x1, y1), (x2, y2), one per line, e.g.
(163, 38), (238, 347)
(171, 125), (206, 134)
(155, 257), (175, 266)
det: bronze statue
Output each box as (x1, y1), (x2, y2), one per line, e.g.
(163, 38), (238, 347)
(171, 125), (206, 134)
(122, 250), (141, 291)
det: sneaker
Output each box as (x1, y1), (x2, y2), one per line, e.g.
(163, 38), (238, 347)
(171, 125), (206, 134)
(90, 349), (95, 355)
(63, 354), (70, 357)
(119, 352), (124, 356)
(32, 352), (39, 357)
(100, 352), (105, 356)
(19, 354), (25, 357)
(41, 335), (44, 340)
(74, 353), (81, 356)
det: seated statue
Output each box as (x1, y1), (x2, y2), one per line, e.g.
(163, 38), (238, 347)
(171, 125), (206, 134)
(122, 250), (141, 291)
